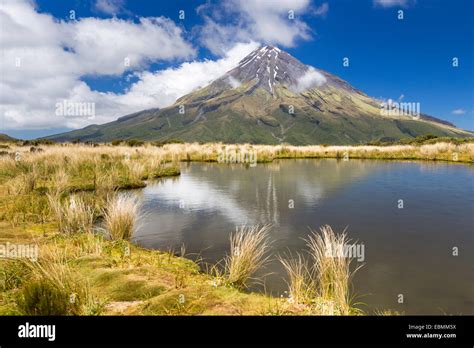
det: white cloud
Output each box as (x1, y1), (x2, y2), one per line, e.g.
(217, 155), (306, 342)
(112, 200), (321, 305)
(290, 67), (327, 93)
(0, 0), (196, 130)
(106, 42), (258, 113)
(94, 0), (126, 16)
(373, 0), (411, 8)
(197, 0), (316, 55)
(227, 76), (242, 88)
(313, 2), (329, 17)
(0, 0), (319, 132)
(64, 41), (257, 129)
(68, 17), (196, 75)
(452, 109), (466, 115)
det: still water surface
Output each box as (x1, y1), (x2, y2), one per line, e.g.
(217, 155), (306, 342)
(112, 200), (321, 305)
(133, 159), (474, 314)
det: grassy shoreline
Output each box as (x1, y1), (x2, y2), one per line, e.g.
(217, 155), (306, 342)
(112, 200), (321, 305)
(2, 140), (471, 316)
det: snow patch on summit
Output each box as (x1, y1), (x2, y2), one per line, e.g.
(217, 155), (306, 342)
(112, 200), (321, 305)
(229, 45), (320, 94)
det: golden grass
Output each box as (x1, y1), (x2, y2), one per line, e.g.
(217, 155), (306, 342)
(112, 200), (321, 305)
(103, 194), (141, 241)
(278, 225), (364, 314)
(0, 223), (344, 316)
(17, 243), (103, 315)
(0, 141), (472, 180)
(160, 141), (474, 163)
(306, 225), (363, 315)
(0, 142), (181, 228)
(2, 141), (463, 315)
(47, 194), (94, 234)
(278, 252), (315, 305)
(224, 225), (272, 289)
(50, 167), (69, 197)
(6, 165), (38, 195)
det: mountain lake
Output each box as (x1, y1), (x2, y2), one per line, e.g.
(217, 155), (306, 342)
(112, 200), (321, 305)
(132, 159), (474, 314)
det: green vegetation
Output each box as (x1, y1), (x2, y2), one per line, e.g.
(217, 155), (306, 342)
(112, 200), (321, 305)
(0, 143), (368, 315)
(366, 134), (474, 146)
(103, 194), (141, 241)
(279, 252), (314, 305)
(279, 225), (363, 315)
(0, 134), (19, 143)
(43, 77), (473, 145)
(1, 140), (471, 316)
(306, 226), (363, 315)
(47, 194), (94, 234)
(224, 225), (271, 289)
(18, 280), (77, 315)
(1, 222), (361, 315)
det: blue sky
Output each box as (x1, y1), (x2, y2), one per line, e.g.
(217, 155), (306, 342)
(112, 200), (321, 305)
(1, 0), (473, 139)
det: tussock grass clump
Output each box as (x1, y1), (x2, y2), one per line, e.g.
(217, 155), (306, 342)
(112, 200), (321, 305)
(17, 247), (102, 315)
(1, 261), (30, 291)
(125, 161), (146, 182)
(224, 224), (271, 289)
(306, 225), (362, 315)
(95, 166), (115, 191)
(47, 194), (94, 234)
(278, 252), (315, 305)
(279, 225), (363, 314)
(7, 165), (39, 195)
(50, 167), (69, 196)
(18, 279), (76, 315)
(19, 171), (38, 194)
(103, 194), (141, 241)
